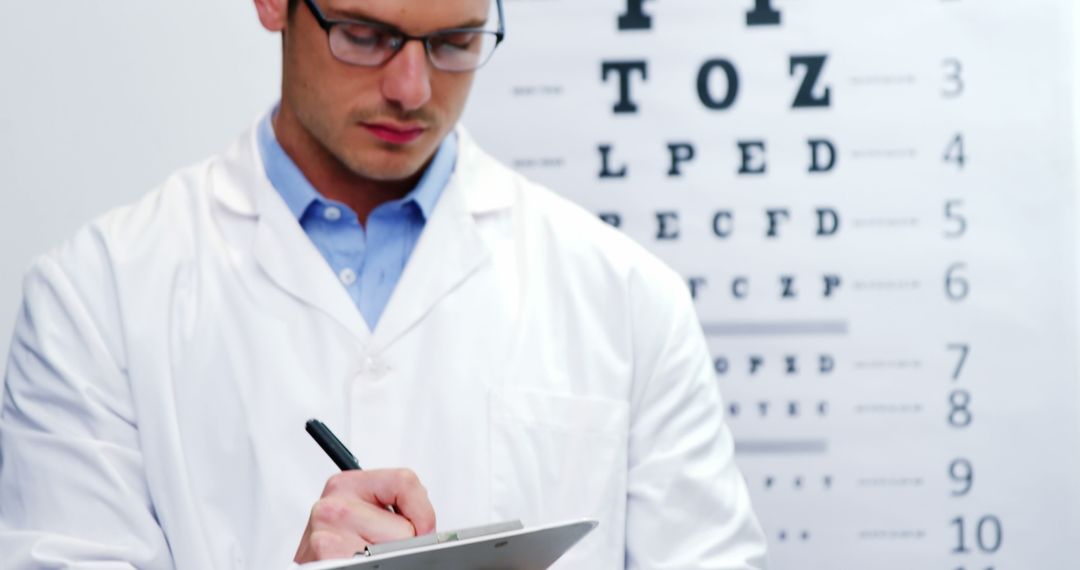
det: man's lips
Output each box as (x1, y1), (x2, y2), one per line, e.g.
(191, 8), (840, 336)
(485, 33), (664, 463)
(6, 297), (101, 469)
(362, 122), (426, 144)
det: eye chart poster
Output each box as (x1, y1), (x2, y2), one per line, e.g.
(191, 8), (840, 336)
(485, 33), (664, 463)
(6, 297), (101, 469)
(464, 0), (1080, 567)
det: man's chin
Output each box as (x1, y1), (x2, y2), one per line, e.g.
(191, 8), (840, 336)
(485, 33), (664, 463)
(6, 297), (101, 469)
(346, 158), (426, 183)
(334, 133), (443, 182)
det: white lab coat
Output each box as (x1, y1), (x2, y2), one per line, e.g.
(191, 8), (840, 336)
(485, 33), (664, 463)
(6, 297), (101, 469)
(0, 122), (767, 569)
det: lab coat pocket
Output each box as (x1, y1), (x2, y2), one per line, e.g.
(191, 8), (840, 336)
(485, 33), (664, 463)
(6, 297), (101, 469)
(489, 387), (629, 568)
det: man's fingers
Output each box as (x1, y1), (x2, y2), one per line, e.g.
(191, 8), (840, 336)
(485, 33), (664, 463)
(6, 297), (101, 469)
(296, 529), (368, 563)
(323, 469), (437, 536)
(371, 469), (437, 536)
(310, 496), (418, 544)
(297, 468), (437, 562)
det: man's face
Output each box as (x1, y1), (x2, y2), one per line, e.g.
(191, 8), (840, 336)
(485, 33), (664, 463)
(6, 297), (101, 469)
(281, 0), (490, 181)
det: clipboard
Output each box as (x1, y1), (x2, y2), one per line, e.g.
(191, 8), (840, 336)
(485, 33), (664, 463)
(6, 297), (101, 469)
(298, 519), (598, 570)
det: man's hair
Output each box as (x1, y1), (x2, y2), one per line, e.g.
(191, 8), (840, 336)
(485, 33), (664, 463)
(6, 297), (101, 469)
(288, 0), (299, 16)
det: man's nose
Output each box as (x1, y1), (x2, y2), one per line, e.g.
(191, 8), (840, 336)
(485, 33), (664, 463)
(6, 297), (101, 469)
(381, 41), (432, 112)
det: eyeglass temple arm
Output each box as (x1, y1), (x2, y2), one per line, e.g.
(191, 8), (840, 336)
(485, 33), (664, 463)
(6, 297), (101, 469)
(495, 0), (506, 41)
(303, 0), (333, 31)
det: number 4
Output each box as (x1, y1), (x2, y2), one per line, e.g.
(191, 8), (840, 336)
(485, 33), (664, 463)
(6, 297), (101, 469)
(944, 133), (966, 169)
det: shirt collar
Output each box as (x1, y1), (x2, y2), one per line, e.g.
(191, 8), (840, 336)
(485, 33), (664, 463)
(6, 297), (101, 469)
(256, 107), (456, 222)
(410, 124), (457, 220)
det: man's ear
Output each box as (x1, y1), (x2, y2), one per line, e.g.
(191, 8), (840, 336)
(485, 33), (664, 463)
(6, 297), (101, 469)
(254, 0), (289, 32)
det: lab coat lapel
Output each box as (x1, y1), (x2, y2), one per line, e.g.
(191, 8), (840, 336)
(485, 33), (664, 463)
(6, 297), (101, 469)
(373, 171), (488, 349)
(248, 154), (371, 343)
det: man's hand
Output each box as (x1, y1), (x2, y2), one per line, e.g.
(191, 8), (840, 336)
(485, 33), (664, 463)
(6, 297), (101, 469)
(294, 469), (436, 563)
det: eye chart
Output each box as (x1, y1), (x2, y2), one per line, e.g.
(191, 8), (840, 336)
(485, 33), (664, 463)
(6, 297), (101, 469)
(463, 0), (1080, 567)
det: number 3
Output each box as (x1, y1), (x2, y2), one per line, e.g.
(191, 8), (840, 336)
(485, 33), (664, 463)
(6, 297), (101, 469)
(943, 58), (964, 98)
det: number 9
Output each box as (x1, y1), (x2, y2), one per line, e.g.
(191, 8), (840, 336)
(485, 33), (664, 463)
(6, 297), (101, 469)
(949, 458), (973, 496)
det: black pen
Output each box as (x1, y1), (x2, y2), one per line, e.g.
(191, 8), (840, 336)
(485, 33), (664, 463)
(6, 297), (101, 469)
(305, 419), (398, 513)
(306, 418), (362, 470)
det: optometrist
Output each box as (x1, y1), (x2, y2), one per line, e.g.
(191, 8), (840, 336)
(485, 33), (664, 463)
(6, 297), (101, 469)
(0, 0), (767, 568)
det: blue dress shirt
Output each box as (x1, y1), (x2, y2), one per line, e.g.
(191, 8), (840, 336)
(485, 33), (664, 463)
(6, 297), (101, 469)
(256, 111), (456, 329)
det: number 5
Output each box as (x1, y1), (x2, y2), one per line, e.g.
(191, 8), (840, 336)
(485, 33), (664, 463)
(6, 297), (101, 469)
(945, 200), (966, 238)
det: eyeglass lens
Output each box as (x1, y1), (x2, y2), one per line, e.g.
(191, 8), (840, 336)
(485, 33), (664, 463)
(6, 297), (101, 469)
(327, 23), (500, 71)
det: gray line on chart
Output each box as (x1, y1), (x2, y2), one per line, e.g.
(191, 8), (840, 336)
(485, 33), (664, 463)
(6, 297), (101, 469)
(510, 84), (565, 96)
(858, 530), (926, 540)
(735, 439), (829, 456)
(853, 218), (920, 228)
(854, 360), (923, 370)
(850, 149), (918, 159)
(703, 321), (849, 337)
(854, 403), (924, 414)
(850, 75), (917, 86)
(858, 477), (925, 488)
(853, 280), (921, 291)
(511, 158), (566, 169)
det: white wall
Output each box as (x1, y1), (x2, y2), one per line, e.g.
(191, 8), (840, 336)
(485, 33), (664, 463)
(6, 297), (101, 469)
(0, 1), (281, 368)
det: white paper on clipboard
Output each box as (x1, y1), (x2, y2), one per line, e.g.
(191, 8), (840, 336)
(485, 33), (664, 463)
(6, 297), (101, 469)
(297, 519), (598, 570)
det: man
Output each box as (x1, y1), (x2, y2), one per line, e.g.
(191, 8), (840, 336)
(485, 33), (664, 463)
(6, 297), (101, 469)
(0, 0), (767, 567)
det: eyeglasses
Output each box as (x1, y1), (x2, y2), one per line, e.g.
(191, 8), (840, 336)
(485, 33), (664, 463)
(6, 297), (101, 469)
(301, 0), (506, 72)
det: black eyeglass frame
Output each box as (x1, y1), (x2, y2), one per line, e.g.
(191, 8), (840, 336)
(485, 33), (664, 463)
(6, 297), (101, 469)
(301, 0), (506, 72)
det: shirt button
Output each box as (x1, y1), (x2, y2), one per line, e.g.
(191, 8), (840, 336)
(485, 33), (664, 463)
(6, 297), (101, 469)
(339, 268), (357, 286)
(324, 206), (342, 221)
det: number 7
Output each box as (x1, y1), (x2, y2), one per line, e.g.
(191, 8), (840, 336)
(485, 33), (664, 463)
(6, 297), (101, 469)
(947, 343), (970, 381)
